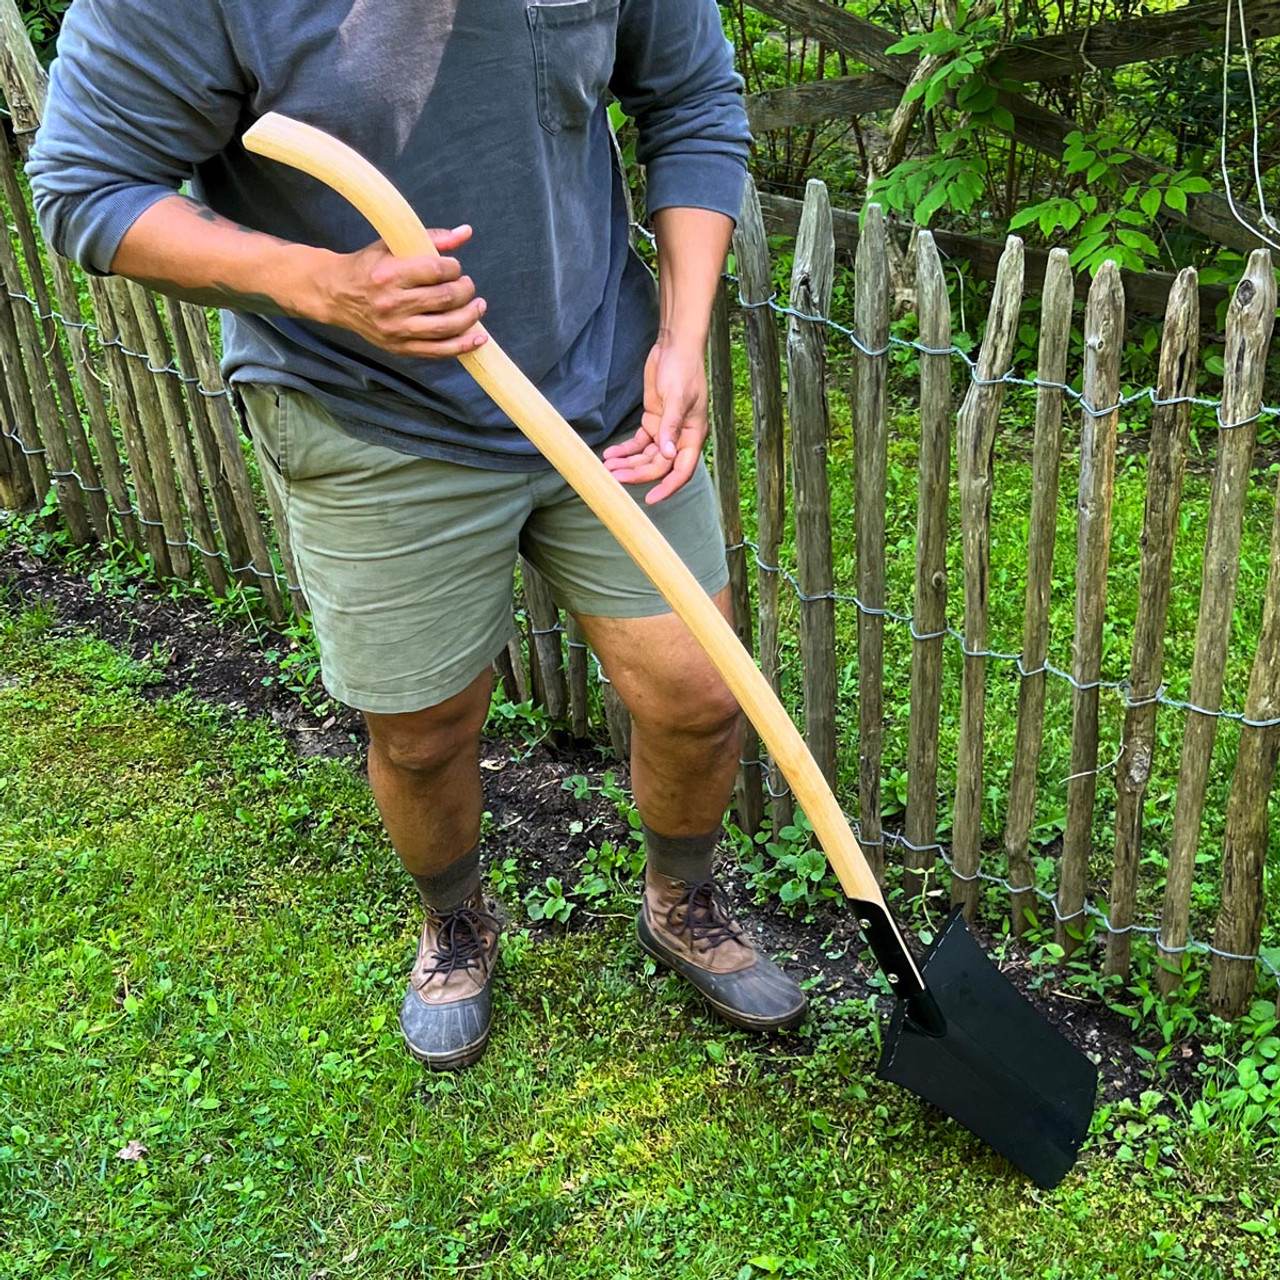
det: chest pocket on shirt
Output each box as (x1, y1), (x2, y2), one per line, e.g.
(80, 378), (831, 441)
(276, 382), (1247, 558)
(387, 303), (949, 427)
(527, 0), (619, 134)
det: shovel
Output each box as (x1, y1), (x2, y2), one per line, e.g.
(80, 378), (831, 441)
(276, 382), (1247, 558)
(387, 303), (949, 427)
(241, 113), (1098, 1189)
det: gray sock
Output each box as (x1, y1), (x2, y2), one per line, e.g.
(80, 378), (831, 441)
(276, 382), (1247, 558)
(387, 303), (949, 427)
(643, 824), (719, 885)
(410, 844), (481, 912)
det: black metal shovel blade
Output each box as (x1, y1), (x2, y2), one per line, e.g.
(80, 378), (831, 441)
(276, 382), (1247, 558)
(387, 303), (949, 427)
(876, 909), (1098, 1190)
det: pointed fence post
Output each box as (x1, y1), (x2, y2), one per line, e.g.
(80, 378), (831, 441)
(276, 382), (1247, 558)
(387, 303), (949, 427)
(0, 129), (110, 540)
(708, 278), (765, 835)
(565, 616), (590, 739)
(175, 304), (291, 619)
(904, 230), (951, 901)
(951, 237), (1024, 918)
(1056, 261), (1124, 953)
(787, 179), (837, 787)
(0, 171), (91, 544)
(1159, 249), (1275, 995)
(521, 560), (568, 722)
(1211, 466), (1280, 1018)
(128, 285), (228, 594)
(854, 204), (890, 882)
(1001, 249), (1073, 934)
(1104, 268), (1198, 978)
(733, 174), (792, 834)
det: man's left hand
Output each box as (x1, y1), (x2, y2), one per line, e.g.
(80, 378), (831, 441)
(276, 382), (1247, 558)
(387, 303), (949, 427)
(603, 337), (708, 505)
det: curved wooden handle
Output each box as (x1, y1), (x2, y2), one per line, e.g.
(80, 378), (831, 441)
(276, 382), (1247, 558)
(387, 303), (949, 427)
(242, 112), (894, 916)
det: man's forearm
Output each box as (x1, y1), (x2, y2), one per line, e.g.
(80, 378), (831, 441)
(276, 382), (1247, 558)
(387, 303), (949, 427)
(110, 194), (339, 321)
(651, 207), (734, 352)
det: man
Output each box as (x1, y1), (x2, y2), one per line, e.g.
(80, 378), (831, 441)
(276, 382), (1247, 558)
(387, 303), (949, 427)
(29, 0), (808, 1070)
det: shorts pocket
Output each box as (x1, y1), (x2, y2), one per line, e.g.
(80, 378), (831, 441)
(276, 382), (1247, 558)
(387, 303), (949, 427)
(527, 0), (619, 134)
(240, 383), (291, 481)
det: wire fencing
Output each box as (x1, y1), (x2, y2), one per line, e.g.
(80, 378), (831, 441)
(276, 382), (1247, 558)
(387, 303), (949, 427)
(4, 166), (1280, 1008)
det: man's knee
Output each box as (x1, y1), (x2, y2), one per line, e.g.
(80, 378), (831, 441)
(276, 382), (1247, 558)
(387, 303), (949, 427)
(639, 670), (741, 744)
(365, 676), (491, 777)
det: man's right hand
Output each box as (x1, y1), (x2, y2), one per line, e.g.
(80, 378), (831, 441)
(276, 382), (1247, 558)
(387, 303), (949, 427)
(322, 228), (488, 358)
(110, 194), (487, 360)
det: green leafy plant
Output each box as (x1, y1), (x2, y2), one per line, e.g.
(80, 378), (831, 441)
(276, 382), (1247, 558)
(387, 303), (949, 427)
(487, 696), (552, 754)
(1009, 132), (1213, 272)
(735, 811), (840, 918)
(523, 876), (574, 925)
(487, 855), (521, 897)
(1192, 1000), (1280, 1145)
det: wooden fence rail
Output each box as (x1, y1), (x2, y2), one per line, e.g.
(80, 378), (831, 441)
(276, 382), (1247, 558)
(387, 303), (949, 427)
(3, 7), (1280, 1016)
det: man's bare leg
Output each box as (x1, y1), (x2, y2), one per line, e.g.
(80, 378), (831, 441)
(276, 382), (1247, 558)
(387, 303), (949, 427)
(364, 666), (493, 881)
(574, 587), (807, 1031)
(574, 587), (741, 836)
(365, 668), (501, 1071)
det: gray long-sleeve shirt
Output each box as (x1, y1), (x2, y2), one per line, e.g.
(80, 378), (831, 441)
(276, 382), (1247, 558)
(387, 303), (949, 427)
(28, 0), (750, 469)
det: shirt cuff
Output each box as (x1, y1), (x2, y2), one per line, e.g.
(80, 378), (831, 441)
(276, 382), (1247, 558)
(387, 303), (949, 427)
(54, 183), (178, 276)
(643, 152), (748, 225)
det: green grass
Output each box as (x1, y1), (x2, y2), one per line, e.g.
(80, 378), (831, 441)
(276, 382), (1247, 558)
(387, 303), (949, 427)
(3, 597), (1280, 1278)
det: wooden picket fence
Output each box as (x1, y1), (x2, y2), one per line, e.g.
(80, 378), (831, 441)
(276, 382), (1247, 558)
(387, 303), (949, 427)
(716, 172), (1280, 1020)
(3, 12), (1280, 1018)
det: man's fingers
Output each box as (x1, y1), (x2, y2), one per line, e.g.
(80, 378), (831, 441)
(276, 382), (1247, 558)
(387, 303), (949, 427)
(389, 277), (479, 318)
(655, 402), (684, 460)
(398, 326), (489, 359)
(370, 252), (464, 289)
(393, 297), (487, 342)
(645, 445), (698, 505)
(603, 427), (655, 461)
(425, 224), (474, 252)
(605, 449), (669, 484)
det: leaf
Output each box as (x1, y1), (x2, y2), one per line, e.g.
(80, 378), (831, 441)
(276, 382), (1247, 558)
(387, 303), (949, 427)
(116, 1140), (148, 1162)
(1165, 187), (1188, 213)
(1117, 229), (1158, 257)
(914, 180), (952, 226)
(796, 849), (827, 880)
(1069, 231), (1109, 267)
(1140, 188), (1162, 219)
(957, 80), (997, 113)
(1009, 204), (1044, 231)
(886, 33), (929, 54)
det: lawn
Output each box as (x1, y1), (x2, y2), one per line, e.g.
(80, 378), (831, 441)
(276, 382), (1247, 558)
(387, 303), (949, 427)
(2, 592), (1278, 1279)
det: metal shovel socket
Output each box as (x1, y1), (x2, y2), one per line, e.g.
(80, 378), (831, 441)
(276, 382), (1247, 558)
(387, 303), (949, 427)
(241, 113), (1099, 1189)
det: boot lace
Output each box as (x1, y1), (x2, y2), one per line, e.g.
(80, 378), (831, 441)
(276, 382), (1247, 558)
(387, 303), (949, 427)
(666, 880), (746, 951)
(421, 904), (498, 981)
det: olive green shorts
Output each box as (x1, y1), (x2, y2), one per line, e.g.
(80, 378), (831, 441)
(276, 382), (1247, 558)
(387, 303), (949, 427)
(241, 384), (729, 714)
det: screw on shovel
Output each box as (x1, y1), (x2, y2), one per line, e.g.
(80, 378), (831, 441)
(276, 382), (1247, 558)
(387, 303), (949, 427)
(242, 113), (1099, 1189)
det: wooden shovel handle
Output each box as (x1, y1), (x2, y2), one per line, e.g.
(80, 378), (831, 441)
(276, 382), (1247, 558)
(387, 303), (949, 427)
(241, 112), (898, 919)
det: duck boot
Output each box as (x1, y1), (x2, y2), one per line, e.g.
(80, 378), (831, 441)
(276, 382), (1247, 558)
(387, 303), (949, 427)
(637, 872), (808, 1032)
(399, 889), (502, 1071)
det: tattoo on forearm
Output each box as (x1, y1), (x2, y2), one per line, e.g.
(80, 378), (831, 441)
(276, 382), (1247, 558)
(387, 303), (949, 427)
(126, 196), (299, 316)
(128, 276), (303, 318)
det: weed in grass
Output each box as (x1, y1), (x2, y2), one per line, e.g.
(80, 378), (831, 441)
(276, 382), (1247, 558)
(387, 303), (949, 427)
(523, 875), (575, 925)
